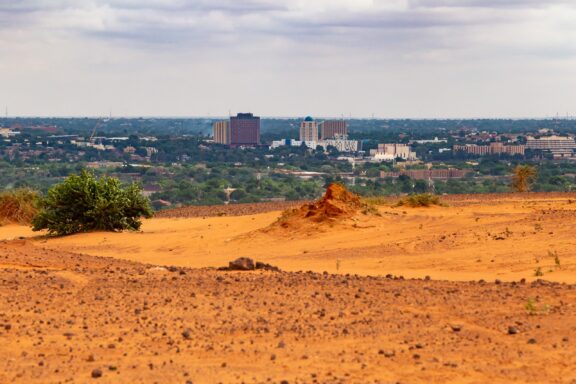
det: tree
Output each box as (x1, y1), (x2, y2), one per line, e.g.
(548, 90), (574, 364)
(511, 165), (537, 192)
(32, 170), (153, 236)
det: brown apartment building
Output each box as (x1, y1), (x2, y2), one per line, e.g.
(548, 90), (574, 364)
(453, 142), (525, 156)
(320, 120), (348, 140)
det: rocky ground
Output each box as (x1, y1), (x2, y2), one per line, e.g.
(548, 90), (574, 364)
(1, 240), (575, 384)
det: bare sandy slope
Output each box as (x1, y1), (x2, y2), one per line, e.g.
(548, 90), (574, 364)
(21, 194), (576, 283)
(0, 241), (575, 384)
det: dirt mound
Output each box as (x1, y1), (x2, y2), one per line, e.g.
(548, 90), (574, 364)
(271, 183), (370, 230)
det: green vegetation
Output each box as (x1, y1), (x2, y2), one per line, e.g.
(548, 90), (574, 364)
(0, 188), (39, 225)
(395, 193), (444, 208)
(32, 170), (153, 236)
(525, 297), (551, 316)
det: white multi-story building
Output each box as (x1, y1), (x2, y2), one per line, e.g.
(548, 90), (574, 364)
(299, 116), (318, 142)
(371, 143), (417, 161)
(320, 135), (360, 153)
(270, 139), (317, 150)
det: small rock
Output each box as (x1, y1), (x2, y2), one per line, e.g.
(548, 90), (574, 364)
(508, 326), (519, 335)
(182, 329), (192, 340)
(527, 338), (537, 344)
(449, 324), (462, 332)
(228, 258), (255, 271)
(378, 349), (395, 358)
(91, 369), (103, 379)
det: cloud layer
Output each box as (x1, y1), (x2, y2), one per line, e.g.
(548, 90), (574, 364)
(1, 0), (576, 117)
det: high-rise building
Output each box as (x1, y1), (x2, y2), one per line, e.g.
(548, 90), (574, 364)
(320, 120), (348, 140)
(299, 116), (318, 142)
(230, 113), (260, 147)
(212, 120), (230, 145)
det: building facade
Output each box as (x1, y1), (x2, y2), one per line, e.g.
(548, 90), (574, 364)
(526, 136), (576, 158)
(381, 169), (471, 180)
(212, 120), (230, 145)
(230, 113), (260, 147)
(320, 120), (348, 140)
(453, 142), (525, 156)
(320, 135), (360, 153)
(372, 143), (417, 161)
(300, 117), (318, 142)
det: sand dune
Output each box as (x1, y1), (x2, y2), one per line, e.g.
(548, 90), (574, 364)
(22, 194), (576, 283)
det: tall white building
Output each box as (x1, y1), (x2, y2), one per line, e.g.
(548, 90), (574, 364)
(299, 116), (318, 142)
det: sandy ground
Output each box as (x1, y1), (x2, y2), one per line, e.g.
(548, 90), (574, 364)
(0, 241), (575, 384)
(16, 194), (576, 284)
(1, 194), (576, 383)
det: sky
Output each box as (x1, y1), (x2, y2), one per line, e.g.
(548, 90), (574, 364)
(1, 0), (576, 118)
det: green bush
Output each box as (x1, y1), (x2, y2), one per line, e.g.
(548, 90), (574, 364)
(395, 193), (444, 208)
(32, 170), (153, 236)
(0, 188), (39, 225)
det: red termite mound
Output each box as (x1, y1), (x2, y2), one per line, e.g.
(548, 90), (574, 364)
(271, 183), (368, 230)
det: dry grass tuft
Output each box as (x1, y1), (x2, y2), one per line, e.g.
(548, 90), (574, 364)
(395, 193), (445, 208)
(0, 188), (40, 225)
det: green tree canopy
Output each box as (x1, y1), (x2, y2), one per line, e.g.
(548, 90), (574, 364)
(32, 170), (153, 236)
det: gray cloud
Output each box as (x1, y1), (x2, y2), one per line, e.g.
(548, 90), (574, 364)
(1, 0), (575, 117)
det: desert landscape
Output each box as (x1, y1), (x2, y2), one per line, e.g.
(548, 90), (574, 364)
(1, 188), (576, 383)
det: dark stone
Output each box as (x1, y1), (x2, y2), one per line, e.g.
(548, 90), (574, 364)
(91, 369), (103, 379)
(228, 258), (255, 271)
(508, 326), (519, 335)
(255, 261), (281, 272)
(182, 329), (192, 340)
(450, 324), (462, 332)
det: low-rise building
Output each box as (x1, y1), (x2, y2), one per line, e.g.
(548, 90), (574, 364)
(371, 143), (417, 161)
(453, 142), (525, 156)
(381, 168), (471, 180)
(526, 136), (575, 158)
(320, 135), (361, 153)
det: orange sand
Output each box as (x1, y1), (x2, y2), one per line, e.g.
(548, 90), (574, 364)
(10, 194), (575, 283)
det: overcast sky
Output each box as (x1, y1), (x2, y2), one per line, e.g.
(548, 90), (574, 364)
(1, 0), (575, 118)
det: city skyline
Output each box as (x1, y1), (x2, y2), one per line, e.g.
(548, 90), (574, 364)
(1, 1), (576, 118)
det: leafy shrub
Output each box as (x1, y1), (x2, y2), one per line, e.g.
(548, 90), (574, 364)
(0, 188), (39, 225)
(32, 170), (153, 236)
(395, 193), (444, 208)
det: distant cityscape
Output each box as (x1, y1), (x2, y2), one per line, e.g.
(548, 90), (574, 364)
(0, 115), (576, 207)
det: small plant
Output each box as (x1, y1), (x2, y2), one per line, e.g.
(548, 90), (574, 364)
(0, 188), (39, 225)
(548, 250), (561, 269)
(32, 170), (153, 236)
(534, 223), (543, 231)
(336, 259), (341, 272)
(511, 165), (537, 192)
(525, 297), (551, 316)
(534, 267), (544, 277)
(395, 194), (444, 208)
(525, 298), (538, 315)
